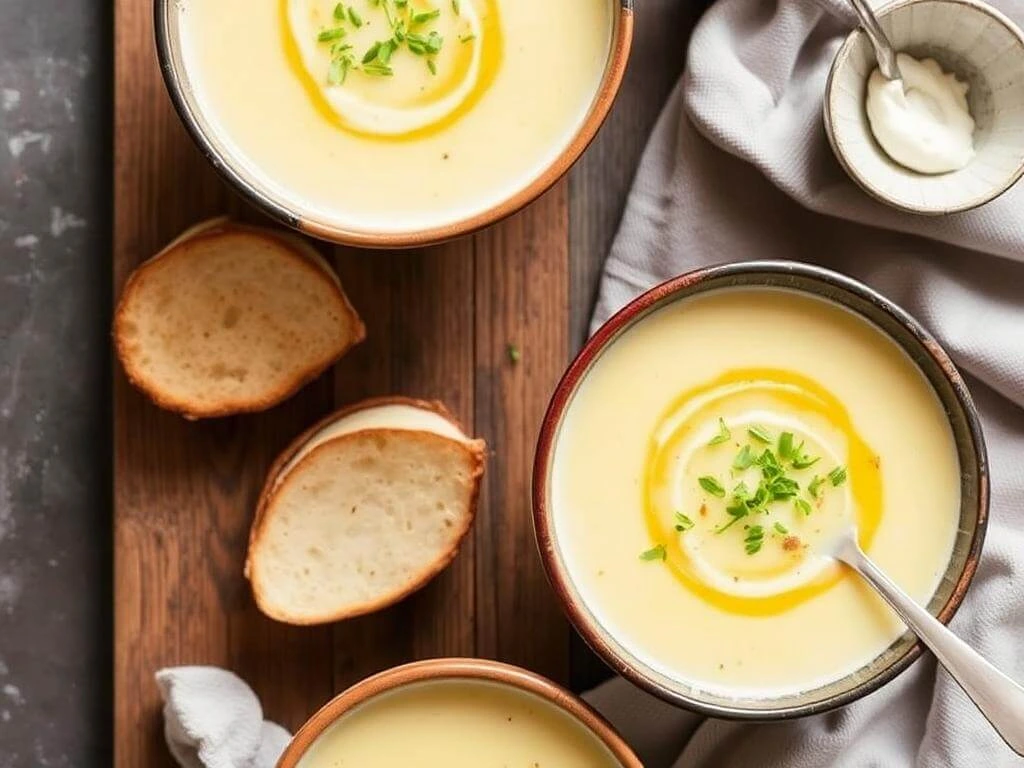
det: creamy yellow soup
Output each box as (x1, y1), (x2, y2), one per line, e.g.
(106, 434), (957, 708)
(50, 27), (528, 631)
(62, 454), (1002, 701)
(552, 288), (960, 698)
(177, 0), (613, 231)
(298, 679), (623, 767)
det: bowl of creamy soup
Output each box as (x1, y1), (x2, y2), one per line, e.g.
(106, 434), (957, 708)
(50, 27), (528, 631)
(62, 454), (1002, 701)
(155, 0), (632, 246)
(276, 658), (641, 767)
(533, 261), (988, 718)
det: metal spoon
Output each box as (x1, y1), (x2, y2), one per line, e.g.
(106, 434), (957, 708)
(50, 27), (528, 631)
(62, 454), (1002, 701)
(847, 0), (903, 81)
(832, 527), (1024, 755)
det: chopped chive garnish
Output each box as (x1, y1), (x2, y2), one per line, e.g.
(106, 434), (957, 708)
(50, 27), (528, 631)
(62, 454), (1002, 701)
(674, 512), (695, 532)
(640, 544), (667, 562)
(698, 476), (726, 498)
(747, 425), (772, 444)
(708, 418), (731, 446)
(732, 444), (756, 471)
(318, 27), (347, 41)
(744, 525), (765, 555)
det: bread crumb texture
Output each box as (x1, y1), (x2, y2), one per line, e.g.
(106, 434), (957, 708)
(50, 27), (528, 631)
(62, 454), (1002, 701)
(115, 222), (363, 417)
(251, 429), (483, 624)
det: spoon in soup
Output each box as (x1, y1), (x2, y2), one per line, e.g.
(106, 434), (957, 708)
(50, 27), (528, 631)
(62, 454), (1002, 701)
(831, 527), (1024, 755)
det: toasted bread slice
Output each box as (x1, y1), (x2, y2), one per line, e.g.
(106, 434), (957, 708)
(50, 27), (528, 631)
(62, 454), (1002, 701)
(114, 218), (365, 419)
(246, 397), (486, 625)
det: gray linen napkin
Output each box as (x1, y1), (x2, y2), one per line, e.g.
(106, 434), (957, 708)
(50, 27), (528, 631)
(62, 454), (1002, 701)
(582, 0), (1024, 766)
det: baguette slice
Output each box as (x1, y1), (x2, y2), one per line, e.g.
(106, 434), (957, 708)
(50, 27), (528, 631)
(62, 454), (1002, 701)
(114, 217), (365, 419)
(246, 397), (486, 625)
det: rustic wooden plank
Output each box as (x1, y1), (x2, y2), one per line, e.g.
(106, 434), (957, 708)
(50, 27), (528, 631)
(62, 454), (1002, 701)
(113, 2), (338, 764)
(117, 0), (574, 762)
(474, 184), (571, 680)
(569, 0), (700, 345)
(330, 242), (478, 686)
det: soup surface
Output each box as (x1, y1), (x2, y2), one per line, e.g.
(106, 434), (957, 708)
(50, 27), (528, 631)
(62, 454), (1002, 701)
(298, 679), (622, 767)
(177, 0), (613, 232)
(551, 288), (960, 698)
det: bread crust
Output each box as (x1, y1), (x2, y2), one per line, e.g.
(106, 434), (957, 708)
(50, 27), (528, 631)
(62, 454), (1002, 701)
(246, 397), (486, 625)
(113, 217), (366, 420)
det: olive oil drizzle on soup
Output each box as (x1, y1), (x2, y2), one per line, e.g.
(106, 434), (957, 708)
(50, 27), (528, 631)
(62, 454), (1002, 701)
(178, 0), (613, 231)
(552, 289), (960, 698)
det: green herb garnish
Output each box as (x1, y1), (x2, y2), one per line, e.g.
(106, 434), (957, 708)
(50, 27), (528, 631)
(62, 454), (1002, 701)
(640, 544), (667, 561)
(708, 418), (731, 446)
(744, 525), (765, 555)
(774, 522), (789, 535)
(698, 476), (726, 498)
(732, 444), (756, 471)
(506, 343), (521, 364)
(318, 27), (347, 42)
(412, 8), (441, 24)
(674, 512), (695, 532)
(828, 466), (848, 487)
(808, 474), (824, 499)
(794, 498), (812, 516)
(316, 0), (451, 85)
(747, 425), (772, 444)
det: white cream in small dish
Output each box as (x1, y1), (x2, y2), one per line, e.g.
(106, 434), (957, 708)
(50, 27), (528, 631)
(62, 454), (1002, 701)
(824, 0), (1024, 214)
(866, 53), (975, 174)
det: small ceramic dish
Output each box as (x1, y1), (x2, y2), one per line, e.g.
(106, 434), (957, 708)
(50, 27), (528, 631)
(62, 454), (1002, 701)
(276, 658), (642, 766)
(154, 0), (634, 248)
(825, 0), (1024, 214)
(533, 261), (989, 719)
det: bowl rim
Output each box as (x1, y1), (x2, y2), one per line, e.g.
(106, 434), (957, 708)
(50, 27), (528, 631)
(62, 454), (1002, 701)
(532, 259), (990, 719)
(153, 0), (634, 248)
(274, 657), (643, 766)
(823, 0), (1024, 215)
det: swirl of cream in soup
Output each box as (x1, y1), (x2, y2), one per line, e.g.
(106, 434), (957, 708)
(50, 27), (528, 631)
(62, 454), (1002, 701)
(286, 0), (499, 137)
(643, 369), (883, 614)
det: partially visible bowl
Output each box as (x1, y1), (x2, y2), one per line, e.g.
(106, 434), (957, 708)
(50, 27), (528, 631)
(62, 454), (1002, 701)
(533, 260), (989, 719)
(825, 0), (1024, 214)
(154, 0), (634, 247)
(277, 658), (642, 766)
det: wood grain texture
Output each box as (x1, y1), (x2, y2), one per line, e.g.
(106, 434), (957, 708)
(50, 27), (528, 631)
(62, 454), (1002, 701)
(114, 3), (570, 766)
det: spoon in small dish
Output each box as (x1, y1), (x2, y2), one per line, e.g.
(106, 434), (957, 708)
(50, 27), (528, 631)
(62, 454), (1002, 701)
(831, 527), (1024, 755)
(847, 0), (903, 81)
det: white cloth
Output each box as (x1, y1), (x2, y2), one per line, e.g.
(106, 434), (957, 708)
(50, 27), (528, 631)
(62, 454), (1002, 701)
(156, 667), (291, 768)
(583, 0), (1024, 766)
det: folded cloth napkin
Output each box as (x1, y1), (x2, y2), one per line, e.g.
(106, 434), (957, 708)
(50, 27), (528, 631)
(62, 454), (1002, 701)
(156, 667), (290, 768)
(582, 0), (1024, 766)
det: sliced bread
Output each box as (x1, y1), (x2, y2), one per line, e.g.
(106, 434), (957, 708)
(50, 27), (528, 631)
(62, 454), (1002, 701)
(113, 217), (365, 419)
(246, 397), (486, 625)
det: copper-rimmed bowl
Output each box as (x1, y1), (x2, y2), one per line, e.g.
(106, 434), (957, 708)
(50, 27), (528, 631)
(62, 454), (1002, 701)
(154, 1), (633, 248)
(532, 260), (988, 719)
(276, 658), (642, 766)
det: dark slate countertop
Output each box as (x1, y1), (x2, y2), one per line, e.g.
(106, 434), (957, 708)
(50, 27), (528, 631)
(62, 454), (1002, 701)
(0, 0), (112, 764)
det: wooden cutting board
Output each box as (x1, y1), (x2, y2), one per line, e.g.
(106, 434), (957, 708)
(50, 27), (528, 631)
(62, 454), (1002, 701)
(112, 5), (574, 766)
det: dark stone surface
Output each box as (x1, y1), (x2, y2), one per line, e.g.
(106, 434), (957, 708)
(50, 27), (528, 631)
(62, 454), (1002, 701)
(0, 0), (113, 765)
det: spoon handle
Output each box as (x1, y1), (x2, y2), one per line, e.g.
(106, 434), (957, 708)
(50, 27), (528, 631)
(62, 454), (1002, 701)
(847, 0), (902, 81)
(838, 541), (1024, 755)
